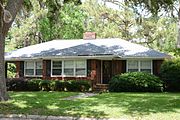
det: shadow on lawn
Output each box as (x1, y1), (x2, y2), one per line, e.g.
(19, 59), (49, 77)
(0, 92), (107, 118)
(0, 92), (179, 118)
(94, 93), (180, 115)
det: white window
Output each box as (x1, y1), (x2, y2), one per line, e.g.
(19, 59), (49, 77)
(25, 61), (34, 75)
(127, 60), (152, 73)
(35, 61), (42, 75)
(75, 60), (86, 76)
(52, 61), (62, 75)
(140, 61), (151, 73)
(64, 60), (74, 76)
(51, 60), (87, 77)
(127, 60), (138, 72)
(25, 61), (42, 76)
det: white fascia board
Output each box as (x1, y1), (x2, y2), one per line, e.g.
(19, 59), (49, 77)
(121, 57), (168, 60)
(5, 55), (121, 61)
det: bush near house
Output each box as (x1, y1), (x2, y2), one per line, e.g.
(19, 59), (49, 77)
(6, 78), (27, 91)
(66, 80), (91, 92)
(50, 80), (65, 91)
(7, 79), (91, 92)
(160, 59), (180, 92)
(109, 72), (163, 92)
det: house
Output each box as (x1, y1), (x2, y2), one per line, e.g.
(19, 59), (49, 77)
(5, 32), (170, 89)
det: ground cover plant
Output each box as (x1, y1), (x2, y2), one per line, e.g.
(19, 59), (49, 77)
(0, 92), (179, 120)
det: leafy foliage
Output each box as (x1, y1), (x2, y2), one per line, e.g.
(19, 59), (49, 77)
(66, 80), (91, 92)
(7, 79), (91, 92)
(109, 72), (163, 92)
(50, 80), (65, 91)
(39, 80), (51, 91)
(39, 3), (87, 40)
(160, 59), (180, 92)
(127, 0), (176, 16)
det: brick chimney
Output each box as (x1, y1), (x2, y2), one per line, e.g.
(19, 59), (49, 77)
(83, 32), (96, 40)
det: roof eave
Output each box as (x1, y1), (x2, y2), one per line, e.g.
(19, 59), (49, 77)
(5, 55), (121, 61)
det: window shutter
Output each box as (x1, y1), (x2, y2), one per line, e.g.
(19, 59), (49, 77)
(122, 60), (126, 73)
(20, 61), (24, 77)
(46, 60), (51, 77)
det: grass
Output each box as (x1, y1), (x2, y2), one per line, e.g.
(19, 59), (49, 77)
(0, 91), (180, 120)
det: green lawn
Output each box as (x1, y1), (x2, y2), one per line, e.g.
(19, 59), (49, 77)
(0, 92), (180, 119)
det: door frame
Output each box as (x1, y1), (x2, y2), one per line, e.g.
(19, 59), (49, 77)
(101, 60), (112, 84)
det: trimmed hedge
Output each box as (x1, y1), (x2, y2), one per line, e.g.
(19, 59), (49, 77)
(66, 80), (91, 92)
(160, 59), (180, 92)
(7, 79), (91, 92)
(109, 72), (163, 92)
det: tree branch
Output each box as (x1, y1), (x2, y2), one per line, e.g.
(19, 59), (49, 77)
(2, 0), (23, 37)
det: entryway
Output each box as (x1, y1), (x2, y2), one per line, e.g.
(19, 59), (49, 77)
(102, 60), (112, 84)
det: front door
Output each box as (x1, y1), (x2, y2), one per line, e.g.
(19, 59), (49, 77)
(102, 61), (112, 84)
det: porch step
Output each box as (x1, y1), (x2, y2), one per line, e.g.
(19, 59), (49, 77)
(94, 84), (109, 92)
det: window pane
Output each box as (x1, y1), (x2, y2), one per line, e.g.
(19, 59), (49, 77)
(128, 60), (138, 72)
(141, 69), (151, 73)
(25, 69), (34, 75)
(64, 68), (74, 76)
(128, 60), (138, 69)
(140, 61), (151, 69)
(36, 69), (42, 75)
(64, 61), (74, 68)
(52, 61), (62, 75)
(52, 69), (62, 75)
(25, 61), (34, 69)
(128, 69), (138, 72)
(76, 68), (86, 76)
(36, 61), (42, 69)
(75, 61), (85, 68)
(53, 61), (62, 68)
(140, 61), (151, 73)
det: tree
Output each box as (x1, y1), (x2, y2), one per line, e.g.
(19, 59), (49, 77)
(0, 0), (23, 101)
(82, 0), (136, 40)
(8, 0), (47, 49)
(39, 2), (87, 40)
(135, 17), (177, 53)
(125, 0), (180, 47)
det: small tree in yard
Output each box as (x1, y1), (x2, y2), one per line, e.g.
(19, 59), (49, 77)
(0, 0), (23, 101)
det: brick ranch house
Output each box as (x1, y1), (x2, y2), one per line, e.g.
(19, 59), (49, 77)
(5, 32), (170, 89)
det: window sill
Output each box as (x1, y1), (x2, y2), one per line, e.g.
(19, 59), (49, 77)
(24, 75), (43, 77)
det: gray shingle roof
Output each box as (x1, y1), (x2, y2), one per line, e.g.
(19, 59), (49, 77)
(5, 38), (170, 60)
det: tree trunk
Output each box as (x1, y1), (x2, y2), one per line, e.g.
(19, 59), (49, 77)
(0, 0), (8, 101)
(0, 0), (23, 101)
(178, 3), (180, 48)
(0, 31), (8, 101)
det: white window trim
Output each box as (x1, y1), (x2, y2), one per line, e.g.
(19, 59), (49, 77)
(51, 59), (87, 77)
(126, 60), (153, 74)
(51, 60), (63, 77)
(24, 61), (43, 77)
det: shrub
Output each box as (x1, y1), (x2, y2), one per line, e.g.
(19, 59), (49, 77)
(27, 79), (41, 91)
(109, 72), (163, 92)
(77, 80), (91, 92)
(7, 79), (91, 92)
(160, 59), (180, 92)
(39, 80), (51, 91)
(7, 78), (28, 91)
(65, 80), (90, 92)
(50, 80), (65, 91)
